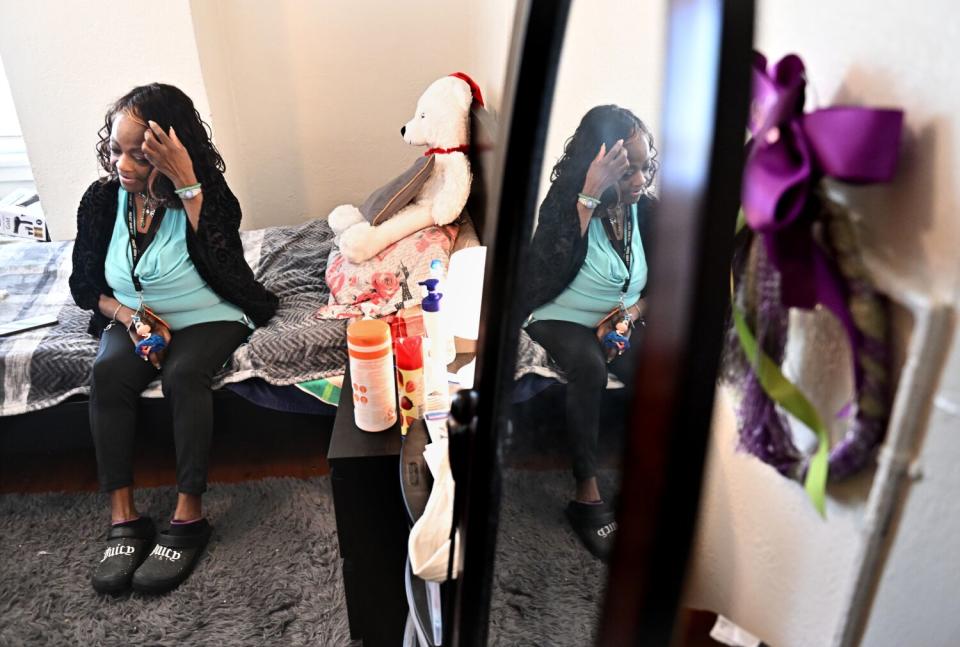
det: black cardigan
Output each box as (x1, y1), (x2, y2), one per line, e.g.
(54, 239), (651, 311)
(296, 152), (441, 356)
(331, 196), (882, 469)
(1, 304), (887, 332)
(522, 182), (654, 318)
(69, 174), (278, 337)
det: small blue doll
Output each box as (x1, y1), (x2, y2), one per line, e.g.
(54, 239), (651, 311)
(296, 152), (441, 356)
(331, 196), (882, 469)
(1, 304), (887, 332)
(135, 334), (167, 359)
(602, 320), (631, 355)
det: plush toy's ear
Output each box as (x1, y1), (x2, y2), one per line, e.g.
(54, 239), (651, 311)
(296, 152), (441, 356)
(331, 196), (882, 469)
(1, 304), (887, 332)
(449, 81), (473, 113)
(449, 72), (484, 108)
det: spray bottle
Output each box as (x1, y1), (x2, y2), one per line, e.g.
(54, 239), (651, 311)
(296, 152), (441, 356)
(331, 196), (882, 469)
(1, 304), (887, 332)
(419, 271), (453, 417)
(421, 260), (456, 365)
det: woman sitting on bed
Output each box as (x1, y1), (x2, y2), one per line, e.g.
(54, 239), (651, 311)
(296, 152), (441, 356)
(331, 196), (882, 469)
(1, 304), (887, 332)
(69, 83), (277, 594)
(523, 105), (657, 561)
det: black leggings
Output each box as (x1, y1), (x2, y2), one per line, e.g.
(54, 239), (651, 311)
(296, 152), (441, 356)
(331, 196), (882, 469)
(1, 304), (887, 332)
(89, 321), (250, 495)
(525, 319), (641, 483)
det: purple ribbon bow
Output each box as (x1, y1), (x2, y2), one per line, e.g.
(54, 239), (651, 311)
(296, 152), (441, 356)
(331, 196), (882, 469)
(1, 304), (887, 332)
(742, 52), (903, 387)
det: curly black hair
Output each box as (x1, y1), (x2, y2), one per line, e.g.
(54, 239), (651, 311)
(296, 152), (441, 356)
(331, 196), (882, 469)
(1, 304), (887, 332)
(96, 83), (225, 205)
(549, 105), (659, 203)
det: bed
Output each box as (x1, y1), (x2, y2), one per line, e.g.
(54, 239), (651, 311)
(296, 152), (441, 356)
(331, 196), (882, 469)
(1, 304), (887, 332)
(0, 104), (579, 453)
(0, 219), (347, 417)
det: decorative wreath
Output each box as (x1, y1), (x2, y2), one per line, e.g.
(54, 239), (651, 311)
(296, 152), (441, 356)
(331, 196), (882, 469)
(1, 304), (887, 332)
(723, 52), (904, 514)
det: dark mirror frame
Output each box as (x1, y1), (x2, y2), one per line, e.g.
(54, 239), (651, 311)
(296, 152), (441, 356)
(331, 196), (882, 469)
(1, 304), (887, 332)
(600, 1), (754, 643)
(449, 1), (755, 644)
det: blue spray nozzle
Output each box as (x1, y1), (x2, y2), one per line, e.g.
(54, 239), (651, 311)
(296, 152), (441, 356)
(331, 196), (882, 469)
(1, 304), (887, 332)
(418, 278), (443, 312)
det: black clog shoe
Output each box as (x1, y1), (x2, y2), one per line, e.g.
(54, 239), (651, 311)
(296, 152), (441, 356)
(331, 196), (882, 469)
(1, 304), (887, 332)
(565, 500), (618, 562)
(91, 517), (157, 594)
(131, 518), (212, 595)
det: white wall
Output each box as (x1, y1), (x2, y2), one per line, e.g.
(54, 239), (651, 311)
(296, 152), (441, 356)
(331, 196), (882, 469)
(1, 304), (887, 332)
(690, 388), (873, 646)
(0, 0), (212, 240)
(685, 1), (960, 645)
(465, 0), (516, 116)
(0, 55), (35, 200)
(189, 0), (480, 231)
(0, 56), (22, 137)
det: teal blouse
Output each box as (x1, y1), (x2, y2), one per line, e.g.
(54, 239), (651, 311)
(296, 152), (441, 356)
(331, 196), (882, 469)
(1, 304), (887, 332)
(529, 203), (646, 328)
(104, 188), (252, 331)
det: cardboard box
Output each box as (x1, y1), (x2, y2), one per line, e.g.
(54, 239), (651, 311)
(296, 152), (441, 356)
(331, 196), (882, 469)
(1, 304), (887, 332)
(0, 188), (46, 241)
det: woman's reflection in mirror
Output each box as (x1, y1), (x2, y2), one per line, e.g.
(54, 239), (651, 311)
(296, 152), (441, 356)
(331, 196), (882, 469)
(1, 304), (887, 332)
(521, 105), (658, 560)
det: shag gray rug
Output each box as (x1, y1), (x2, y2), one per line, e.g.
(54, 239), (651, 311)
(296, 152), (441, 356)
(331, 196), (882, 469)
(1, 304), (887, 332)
(0, 470), (613, 646)
(488, 468), (614, 646)
(0, 477), (350, 646)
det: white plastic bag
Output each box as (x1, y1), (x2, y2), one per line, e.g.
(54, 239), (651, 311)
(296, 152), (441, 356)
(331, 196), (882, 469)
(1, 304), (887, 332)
(408, 438), (460, 582)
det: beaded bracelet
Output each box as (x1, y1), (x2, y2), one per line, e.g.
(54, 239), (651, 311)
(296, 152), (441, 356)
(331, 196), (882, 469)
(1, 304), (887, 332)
(174, 182), (201, 194)
(174, 183), (202, 199)
(577, 192), (602, 210)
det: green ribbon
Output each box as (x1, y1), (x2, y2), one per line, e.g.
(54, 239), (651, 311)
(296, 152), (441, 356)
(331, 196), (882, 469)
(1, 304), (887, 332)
(731, 305), (830, 517)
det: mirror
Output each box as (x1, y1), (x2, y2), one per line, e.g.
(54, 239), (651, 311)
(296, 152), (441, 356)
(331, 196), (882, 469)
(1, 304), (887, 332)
(489, 0), (666, 642)
(450, 0), (755, 644)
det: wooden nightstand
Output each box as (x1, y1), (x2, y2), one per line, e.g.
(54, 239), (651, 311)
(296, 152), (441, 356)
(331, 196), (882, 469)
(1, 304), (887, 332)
(328, 363), (410, 646)
(330, 354), (473, 646)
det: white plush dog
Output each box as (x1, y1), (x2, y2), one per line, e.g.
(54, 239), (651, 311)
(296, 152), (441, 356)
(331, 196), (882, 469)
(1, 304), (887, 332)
(328, 73), (481, 263)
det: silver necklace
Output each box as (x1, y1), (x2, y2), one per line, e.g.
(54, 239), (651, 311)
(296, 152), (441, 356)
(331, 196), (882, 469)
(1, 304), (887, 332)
(606, 205), (623, 239)
(137, 192), (157, 230)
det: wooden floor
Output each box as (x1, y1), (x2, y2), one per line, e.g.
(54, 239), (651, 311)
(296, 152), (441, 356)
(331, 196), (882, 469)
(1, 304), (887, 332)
(0, 425), (331, 494)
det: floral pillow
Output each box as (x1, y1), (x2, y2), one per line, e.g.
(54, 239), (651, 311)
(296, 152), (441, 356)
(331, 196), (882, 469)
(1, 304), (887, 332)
(316, 222), (460, 320)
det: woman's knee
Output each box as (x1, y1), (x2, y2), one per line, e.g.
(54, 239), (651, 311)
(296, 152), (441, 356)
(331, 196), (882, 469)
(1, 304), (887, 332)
(92, 352), (135, 396)
(569, 348), (608, 389)
(160, 359), (211, 396)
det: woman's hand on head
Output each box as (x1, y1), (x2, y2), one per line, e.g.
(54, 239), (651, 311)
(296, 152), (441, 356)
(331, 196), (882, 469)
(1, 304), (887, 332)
(142, 120), (197, 194)
(582, 139), (630, 202)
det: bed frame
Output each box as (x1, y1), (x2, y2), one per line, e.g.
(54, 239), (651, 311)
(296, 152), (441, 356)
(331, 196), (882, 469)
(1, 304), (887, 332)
(0, 388), (330, 456)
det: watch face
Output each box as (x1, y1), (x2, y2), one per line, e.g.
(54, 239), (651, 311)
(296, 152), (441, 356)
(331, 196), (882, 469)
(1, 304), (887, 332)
(181, 189), (199, 199)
